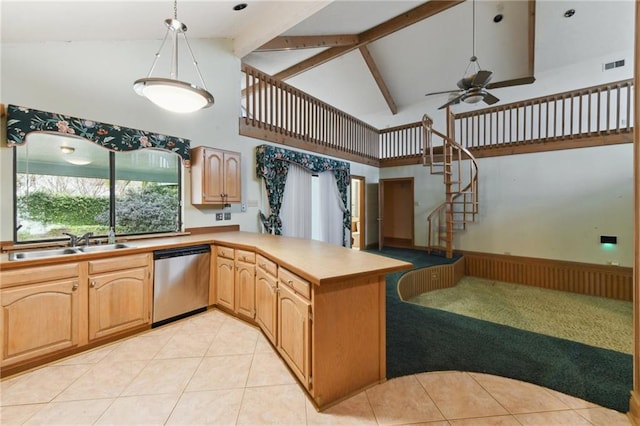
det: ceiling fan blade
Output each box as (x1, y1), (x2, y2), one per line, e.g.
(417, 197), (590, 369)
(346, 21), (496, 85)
(472, 70), (493, 87)
(438, 93), (464, 110)
(483, 92), (500, 105)
(486, 76), (536, 90)
(425, 89), (459, 97)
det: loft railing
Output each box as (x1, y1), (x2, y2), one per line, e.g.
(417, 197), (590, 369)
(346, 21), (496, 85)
(451, 79), (634, 151)
(379, 121), (423, 160)
(241, 63), (380, 165)
(240, 65), (633, 165)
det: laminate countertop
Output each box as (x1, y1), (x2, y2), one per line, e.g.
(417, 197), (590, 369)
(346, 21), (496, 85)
(0, 231), (413, 285)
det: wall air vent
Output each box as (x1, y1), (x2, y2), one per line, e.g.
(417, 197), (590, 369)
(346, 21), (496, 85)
(603, 59), (625, 71)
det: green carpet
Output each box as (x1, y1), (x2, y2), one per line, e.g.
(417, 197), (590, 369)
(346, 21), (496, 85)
(369, 247), (632, 413)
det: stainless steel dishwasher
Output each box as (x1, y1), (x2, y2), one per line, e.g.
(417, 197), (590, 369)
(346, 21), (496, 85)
(153, 245), (210, 327)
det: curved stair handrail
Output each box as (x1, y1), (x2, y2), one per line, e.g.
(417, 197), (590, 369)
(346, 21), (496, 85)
(423, 113), (479, 258)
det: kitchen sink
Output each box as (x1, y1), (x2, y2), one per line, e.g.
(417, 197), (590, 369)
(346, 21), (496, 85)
(78, 243), (131, 253)
(8, 247), (81, 261)
(8, 243), (133, 260)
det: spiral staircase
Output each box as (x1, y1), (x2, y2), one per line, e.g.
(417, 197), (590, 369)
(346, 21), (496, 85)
(423, 112), (479, 258)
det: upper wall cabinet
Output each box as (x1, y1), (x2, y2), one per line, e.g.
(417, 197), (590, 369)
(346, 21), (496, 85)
(190, 146), (241, 205)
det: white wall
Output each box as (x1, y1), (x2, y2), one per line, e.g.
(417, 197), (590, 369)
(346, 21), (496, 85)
(381, 144), (634, 267)
(0, 38), (379, 243)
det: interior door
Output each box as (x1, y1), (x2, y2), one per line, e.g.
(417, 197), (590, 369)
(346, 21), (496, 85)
(379, 178), (414, 249)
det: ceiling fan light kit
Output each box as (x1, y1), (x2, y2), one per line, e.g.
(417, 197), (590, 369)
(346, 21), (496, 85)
(134, 0), (214, 113)
(425, 0), (535, 110)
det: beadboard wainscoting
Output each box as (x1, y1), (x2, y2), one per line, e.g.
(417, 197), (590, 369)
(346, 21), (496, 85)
(463, 251), (633, 301)
(396, 252), (632, 302)
(397, 258), (465, 301)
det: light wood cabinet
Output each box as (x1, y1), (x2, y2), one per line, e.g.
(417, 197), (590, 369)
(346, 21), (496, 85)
(0, 253), (153, 372)
(255, 255), (278, 344)
(214, 246), (256, 320)
(215, 246), (235, 311)
(235, 249), (256, 320)
(190, 146), (241, 205)
(0, 263), (82, 367)
(277, 268), (312, 390)
(87, 254), (152, 341)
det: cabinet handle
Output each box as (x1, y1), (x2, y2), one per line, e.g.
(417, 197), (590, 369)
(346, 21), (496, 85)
(288, 280), (293, 285)
(260, 263), (266, 268)
(72, 282), (79, 291)
(90, 280), (96, 288)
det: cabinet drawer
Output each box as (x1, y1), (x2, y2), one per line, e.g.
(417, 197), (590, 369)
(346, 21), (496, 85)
(235, 249), (255, 264)
(88, 253), (151, 274)
(256, 254), (277, 277)
(278, 268), (310, 300)
(1, 263), (80, 288)
(216, 246), (234, 259)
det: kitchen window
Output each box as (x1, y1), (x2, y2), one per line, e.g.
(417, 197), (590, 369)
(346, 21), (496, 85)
(14, 133), (181, 243)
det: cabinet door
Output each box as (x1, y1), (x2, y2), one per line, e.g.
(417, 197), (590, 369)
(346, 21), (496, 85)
(235, 261), (255, 319)
(88, 267), (150, 341)
(1, 279), (80, 366)
(255, 268), (277, 344)
(277, 283), (311, 389)
(216, 257), (235, 311)
(202, 148), (224, 203)
(223, 151), (241, 203)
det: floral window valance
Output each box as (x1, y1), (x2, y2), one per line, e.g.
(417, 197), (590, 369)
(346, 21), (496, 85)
(6, 104), (191, 164)
(256, 144), (351, 242)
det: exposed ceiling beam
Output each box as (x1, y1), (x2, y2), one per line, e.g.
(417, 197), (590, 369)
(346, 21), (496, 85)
(256, 35), (359, 52)
(359, 46), (398, 115)
(233, 1), (334, 57)
(273, 0), (465, 81)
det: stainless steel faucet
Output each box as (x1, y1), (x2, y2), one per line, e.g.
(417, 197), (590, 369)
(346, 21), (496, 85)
(63, 232), (94, 247)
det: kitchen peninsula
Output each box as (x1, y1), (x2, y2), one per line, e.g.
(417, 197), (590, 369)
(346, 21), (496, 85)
(0, 231), (412, 410)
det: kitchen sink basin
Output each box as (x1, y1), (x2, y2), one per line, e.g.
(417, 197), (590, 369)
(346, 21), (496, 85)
(8, 247), (81, 261)
(78, 243), (131, 253)
(8, 243), (133, 260)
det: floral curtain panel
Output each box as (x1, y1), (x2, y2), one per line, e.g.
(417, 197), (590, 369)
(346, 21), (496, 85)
(256, 144), (351, 245)
(6, 105), (191, 164)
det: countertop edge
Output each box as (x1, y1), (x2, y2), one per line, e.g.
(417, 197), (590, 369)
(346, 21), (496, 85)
(1, 232), (413, 286)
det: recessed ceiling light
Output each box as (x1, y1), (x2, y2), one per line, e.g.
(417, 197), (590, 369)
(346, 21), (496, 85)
(233, 3), (247, 11)
(493, 14), (503, 23)
(564, 9), (575, 18)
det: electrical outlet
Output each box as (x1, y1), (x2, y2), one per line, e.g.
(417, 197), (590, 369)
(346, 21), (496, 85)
(215, 213), (223, 221)
(224, 212), (231, 220)
(241, 202), (247, 212)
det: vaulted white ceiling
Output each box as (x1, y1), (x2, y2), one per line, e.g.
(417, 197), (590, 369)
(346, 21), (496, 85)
(2, 1), (636, 128)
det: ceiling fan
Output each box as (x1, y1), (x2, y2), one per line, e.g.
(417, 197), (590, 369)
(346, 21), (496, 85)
(425, 0), (535, 110)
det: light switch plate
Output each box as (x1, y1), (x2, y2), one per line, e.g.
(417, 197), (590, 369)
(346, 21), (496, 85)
(216, 213), (223, 221)
(224, 212), (231, 220)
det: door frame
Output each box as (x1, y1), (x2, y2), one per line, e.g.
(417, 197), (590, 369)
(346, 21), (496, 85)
(350, 175), (365, 250)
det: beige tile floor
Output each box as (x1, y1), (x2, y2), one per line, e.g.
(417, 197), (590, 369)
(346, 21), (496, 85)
(0, 308), (630, 425)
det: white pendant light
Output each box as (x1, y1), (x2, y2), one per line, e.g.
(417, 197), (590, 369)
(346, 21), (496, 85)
(134, 0), (214, 113)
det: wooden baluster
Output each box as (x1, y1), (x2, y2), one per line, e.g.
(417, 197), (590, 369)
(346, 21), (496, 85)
(587, 89), (593, 135)
(561, 95), (566, 139)
(244, 67), (249, 126)
(616, 84), (621, 133)
(569, 94), (574, 138)
(626, 82), (631, 132)
(606, 86), (611, 134)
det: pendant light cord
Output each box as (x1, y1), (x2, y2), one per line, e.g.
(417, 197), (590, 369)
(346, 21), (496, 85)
(174, 0), (178, 20)
(472, 0), (476, 58)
